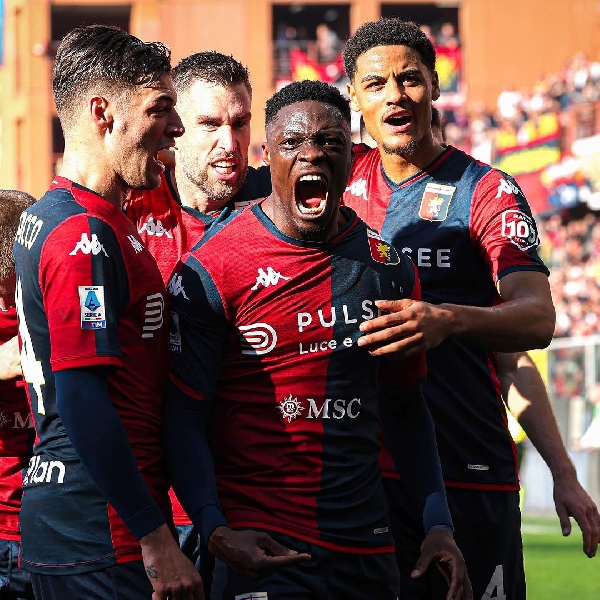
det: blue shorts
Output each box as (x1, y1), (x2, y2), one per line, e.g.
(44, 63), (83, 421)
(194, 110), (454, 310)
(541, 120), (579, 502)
(218, 529), (399, 600)
(384, 478), (526, 600)
(30, 560), (153, 600)
(0, 539), (33, 599)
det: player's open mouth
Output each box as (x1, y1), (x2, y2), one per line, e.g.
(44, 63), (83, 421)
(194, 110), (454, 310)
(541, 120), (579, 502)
(212, 159), (237, 175)
(384, 112), (412, 131)
(296, 174), (328, 215)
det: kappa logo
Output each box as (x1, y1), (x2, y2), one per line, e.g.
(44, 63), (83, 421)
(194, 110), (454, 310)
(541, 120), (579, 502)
(495, 177), (521, 199)
(128, 235), (144, 253)
(239, 323), (277, 355)
(142, 293), (165, 339)
(345, 178), (368, 200)
(418, 182), (455, 221)
(139, 217), (173, 238)
(70, 233), (109, 257)
(167, 272), (189, 300)
(251, 267), (290, 291)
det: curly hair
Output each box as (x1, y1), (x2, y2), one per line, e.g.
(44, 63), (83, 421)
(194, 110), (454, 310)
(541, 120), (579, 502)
(343, 18), (436, 82)
(265, 80), (351, 126)
(53, 25), (172, 128)
(172, 51), (251, 97)
(0, 190), (36, 280)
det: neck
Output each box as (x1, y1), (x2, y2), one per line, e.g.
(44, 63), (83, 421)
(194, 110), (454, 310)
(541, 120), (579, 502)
(172, 167), (230, 214)
(379, 138), (446, 184)
(60, 146), (125, 208)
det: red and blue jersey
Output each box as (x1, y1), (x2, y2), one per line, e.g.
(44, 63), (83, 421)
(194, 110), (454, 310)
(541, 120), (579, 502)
(0, 308), (32, 541)
(343, 144), (550, 490)
(124, 166), (271, 285)
(125, 166), (271, 526)
(12, 177), (170, 574)
(169, 203), (425, 553)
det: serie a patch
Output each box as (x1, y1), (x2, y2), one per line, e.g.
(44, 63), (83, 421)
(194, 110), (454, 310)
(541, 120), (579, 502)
(367, 228), (400, 265)
(78, 286), (106, 330)
(418, 182), (456, 221)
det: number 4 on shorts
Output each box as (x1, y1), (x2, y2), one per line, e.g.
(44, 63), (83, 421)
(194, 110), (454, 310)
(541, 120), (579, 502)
(482, 564), (506, 600)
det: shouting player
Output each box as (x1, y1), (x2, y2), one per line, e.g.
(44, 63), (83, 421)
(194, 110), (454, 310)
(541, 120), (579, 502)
(13, 25), (202, 600)
(164, 80), (471, 600)
(342, 17), (598, 599)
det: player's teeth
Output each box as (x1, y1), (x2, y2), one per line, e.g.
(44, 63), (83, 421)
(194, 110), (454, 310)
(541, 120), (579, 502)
(299, 175), (323, 182)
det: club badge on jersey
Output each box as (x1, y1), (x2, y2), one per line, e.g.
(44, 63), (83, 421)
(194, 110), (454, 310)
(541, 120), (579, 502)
(418, 182), (456, 221)
(78, 286), (106, 330)
(366, 229), (400, 265)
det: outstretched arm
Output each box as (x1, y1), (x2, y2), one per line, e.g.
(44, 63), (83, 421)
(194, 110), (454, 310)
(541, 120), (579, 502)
(498, 351), (600, 558)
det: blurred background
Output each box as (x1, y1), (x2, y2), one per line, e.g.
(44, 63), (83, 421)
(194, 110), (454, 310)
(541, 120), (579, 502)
(1, 0), (600, 520)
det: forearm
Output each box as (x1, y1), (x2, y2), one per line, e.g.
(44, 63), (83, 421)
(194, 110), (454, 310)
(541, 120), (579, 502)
(379, 385), (452, 532)
(438, 296), (554, 352)
(164, 381), (227, 544)
(55, 369), (165, 539)
(505, 353), (575, 479)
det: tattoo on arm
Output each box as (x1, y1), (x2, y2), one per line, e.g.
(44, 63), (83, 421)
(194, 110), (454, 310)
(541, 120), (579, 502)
(145, 565), (158, 579)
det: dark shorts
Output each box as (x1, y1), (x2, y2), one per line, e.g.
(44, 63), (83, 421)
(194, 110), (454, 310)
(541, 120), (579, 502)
(384, 478), (526, 600)
(30, 560), (153, 600)
(0, 539), (34, 599)
(218, 529), (400, 600)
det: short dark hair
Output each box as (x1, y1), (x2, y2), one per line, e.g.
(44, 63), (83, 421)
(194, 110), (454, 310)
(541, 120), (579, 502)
(173, 51), (252, 97)
(343, 18), (436, 82)
(265, 80), (351, 126)
(1, 190), (36, 280)
(53, 24), (172, 127)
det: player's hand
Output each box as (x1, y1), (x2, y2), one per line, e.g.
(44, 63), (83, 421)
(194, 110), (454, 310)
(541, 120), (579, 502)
(140, 523), (204, 600)
(411, 529), (473, 600)
(208, 526), (311, 581)
(0, 336), (22, 380)
(553, 475), (600, 558)
(357, 299), (451, 358)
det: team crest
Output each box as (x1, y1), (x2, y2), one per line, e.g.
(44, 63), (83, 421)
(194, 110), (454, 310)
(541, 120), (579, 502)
(418, 182), (456, 221)
(366, 229), (400, 265)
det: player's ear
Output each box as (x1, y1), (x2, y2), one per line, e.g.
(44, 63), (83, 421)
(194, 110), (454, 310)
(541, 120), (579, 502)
(261, 141), (270, 165)
(347, 82), (361, 112)
(431, 70), (441, 102)
(90, 96), (113, 133)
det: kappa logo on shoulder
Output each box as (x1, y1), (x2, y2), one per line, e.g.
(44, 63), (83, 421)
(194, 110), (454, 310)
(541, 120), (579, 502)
(128, 235), (144, 253)
(167, 272), (189, 300)
(251, 267), (290, 291)
(138, 217), (173, 238)
(70, 233), (109, 257)
(345, 178), (368, 200)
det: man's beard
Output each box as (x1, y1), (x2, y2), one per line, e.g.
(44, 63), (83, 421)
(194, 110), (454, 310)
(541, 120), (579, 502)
(184, 162), (248, 204)
(381, 139), (419, 159)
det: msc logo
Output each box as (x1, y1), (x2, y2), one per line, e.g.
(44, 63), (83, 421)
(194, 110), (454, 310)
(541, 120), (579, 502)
(138, 217), (173, 238)
(70, 233), (109, 257)
(251, 267), (290, 291)
(142, 293), (165, 339)
(167, 272), (189, 300)
(239, 323), (277, 355)
(345, 178), (368, 200)
(501, 209), (539, 251)
(24, 455), (66, 485)
(276, 394), (362, 422)
(15, 211), (43, 250)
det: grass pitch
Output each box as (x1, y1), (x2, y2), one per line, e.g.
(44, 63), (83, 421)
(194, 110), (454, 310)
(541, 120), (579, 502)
(522, 516), (600, 599)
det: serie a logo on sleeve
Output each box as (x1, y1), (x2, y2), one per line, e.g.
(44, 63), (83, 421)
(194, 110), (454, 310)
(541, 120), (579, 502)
(78, 286), (106, 330)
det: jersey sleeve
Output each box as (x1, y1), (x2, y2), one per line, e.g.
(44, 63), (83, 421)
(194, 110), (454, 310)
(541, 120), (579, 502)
(39, 214), (128, 371)
(168, 256), (228, 400)
(469, 170), (549, 282)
